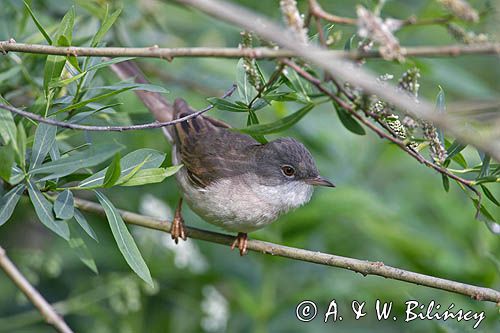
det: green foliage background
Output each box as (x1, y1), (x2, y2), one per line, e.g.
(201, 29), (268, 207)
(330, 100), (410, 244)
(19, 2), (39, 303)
(0, 0), (499, 332)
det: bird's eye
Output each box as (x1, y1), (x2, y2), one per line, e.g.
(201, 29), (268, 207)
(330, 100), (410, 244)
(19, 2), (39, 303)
(281, 165), (295, 177)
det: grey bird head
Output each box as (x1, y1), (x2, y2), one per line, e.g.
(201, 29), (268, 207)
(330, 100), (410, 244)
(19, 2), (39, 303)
(253, 137), (335, 188)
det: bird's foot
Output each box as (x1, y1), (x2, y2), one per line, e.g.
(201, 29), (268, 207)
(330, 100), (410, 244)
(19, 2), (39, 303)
(171, 198), (187, 244)
(230, 232), (248, 256)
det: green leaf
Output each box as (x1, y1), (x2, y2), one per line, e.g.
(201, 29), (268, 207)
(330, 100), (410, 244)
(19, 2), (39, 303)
(9, 166), (25, 185)
(27, 180), (69, 240)
(246, 109), (267, 144)
(94, 191), (153, 286)
(472, 198), (497, 224)
(68, 222), (98, 273)
(55, 6), (75, 44)
(0, 146), (15, 182)
(119, 166), (183, 187)
(103, 153), (121, 188)
(0, 184), (25, 226)
(283, 69), (312, 102)
(91, 7), (122, 47)
(30, 143), (124, 177)
(344, 34), (355, 51)
(29, 123), (57, 171)
(263, 91), (299, 102)
(207, 97), (248, 112)
(236, 58), (258, 105)
(24, 1), (52, 44)
(16, 122), (27, 169)
(43, 55), (66, 95)
(48, 71), (86, 89)
(334, 103), (366, 135)
(0, 96), (17, 147)
(479, 155), (491, 178)
(86, 57), (136, 73)
(240, 103), (314, 135)
(79, 149), (165, 188)
(53, 87), (134, 115)
(480, 185), (499, 206)
(447, 140), (467, 159)
(441, 174), (450, 192)
(435, 86), (445, 145)
(89, 83), (168, 93)
(74, 208), (98, 242)
(53, 189), (74, 220)
(0, 67), (22, 84)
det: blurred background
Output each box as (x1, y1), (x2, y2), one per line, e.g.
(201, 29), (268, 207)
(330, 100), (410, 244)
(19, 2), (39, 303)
(0, 0), (499, 332)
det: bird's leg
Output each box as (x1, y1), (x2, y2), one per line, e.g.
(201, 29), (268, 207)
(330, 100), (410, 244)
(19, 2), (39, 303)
(171, 198), (187, 243)
(230, 232), (248, 256)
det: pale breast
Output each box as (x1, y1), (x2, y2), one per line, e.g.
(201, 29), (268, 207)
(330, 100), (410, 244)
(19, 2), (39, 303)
(172, 146), (313, 233)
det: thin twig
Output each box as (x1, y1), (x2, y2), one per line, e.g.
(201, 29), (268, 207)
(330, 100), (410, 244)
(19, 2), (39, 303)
(71, 197), (500, 303)
(0, 246), (74, 333)
(308, 0), (454, 27)
(281, 59), (481, 198)
(0, 85), (236, 131)
(1, 41), (499, 60)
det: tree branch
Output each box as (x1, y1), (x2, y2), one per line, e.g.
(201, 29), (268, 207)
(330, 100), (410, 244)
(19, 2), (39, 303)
(0, 84), (236, 131)
(1, 41), (499, 60)
(173, 0), (499, 162)
(0, 245), (74, 333)
(308, 0), (454, 27)
(281, 58), (481, 200)
(71, 197), (500, 303)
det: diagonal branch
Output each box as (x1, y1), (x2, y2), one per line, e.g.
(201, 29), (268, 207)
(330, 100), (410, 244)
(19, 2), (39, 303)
(173, 0), (499, 161)
(0, 245), (74, 333)
(72, 197), (500, 303)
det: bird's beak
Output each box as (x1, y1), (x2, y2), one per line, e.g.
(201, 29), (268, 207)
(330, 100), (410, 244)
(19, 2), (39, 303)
(305, 176), (335, 187)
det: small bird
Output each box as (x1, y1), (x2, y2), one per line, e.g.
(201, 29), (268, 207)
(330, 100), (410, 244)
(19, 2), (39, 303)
(169, 99), (334, 255)
(110, 61), (334, 255)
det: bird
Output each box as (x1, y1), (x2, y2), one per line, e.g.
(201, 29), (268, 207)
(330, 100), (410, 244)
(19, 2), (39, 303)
(111, 62), (334, 255)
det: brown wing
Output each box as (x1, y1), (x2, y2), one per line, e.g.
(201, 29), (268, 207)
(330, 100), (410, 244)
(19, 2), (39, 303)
(173, 98), (259, 188)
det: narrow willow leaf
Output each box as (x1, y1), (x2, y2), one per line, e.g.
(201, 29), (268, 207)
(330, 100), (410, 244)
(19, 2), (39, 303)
(29, 123), (57, 171)
(263, 91), (299, 102)
(236, 58), (257, 105)
(74, 208), (98, 242)
(94, 191), (153, 286)
(451, 153), (467, 169)
(246, 109), (267, 144)
(0, 184), (25, 226)
(479, 155), (491, 178)
(334, 103), (366, 135)
(86, 57), (136, 73)
(119, 165), (182, 187)
(23, 1), (52, 44)
(0, 95), (17, 146)
(79, 149), (165, 188)
(16, 122), (27, 169)
(91, 7), (122, 47)
(0, 146), (14, 181)
(447, 140), (467, 159)
(88, 83), (168, 93)
(49, 72), (86, 89)
(435, 86), (445, 145)
(240, 103), (314, 135)
(27, 180), (69, 240)
(472, 198), (497, 224)
(68, 222), (98, 273)
(441, 174), (450, 192)
(54, 189), (74, 220)
(54, 87), (134, 115)
(207, 97), (248, 112)
(344, 34), (355, 51)
(103, 153), (121, 188)
(30, 143), (124, 176)
(9, 166), (25, 185)
(283, 69), (312, 101)
(43, 55), (66, 95)
(480, 185), (500, 206)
